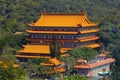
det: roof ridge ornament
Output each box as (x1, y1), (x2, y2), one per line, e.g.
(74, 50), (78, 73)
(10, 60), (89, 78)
(42, 11), (46, 15)
(81, 10), (87, 16)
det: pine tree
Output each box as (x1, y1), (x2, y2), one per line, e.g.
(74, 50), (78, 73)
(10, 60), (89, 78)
(50, 36), (61, 59)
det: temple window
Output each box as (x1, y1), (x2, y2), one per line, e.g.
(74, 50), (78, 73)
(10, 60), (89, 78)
(61, 28), (64, 31)
(61, 35), (64, 39)
(56, 35), (59, 39)
(46, 35), (49, 39)
(31, 35), (34, 38)
(53, 28), (58, 31)
(64, 42), (73, 47)
(64, 35), (72, 39)
(31, 27), (34, 30)
(34, 28), (37, 30)
(47, 28), (49, 31)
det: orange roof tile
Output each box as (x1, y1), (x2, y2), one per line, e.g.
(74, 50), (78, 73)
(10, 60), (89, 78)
(49, 58), (62, 66)
(27, 30), (78, 34)
(15, 54), (51, 58)
(89, 58), (115, 68)
(54, 67), (66, 72)
(99, 53), (106, 57)
(0, 61), (3, 64)
(13, 64), (20, 68)
(74, 64), (90, 69)
(86, 43), (102, 48)
(41, 58), (62, 66)
(16, 53), (69, 59)
(79, 36), (100, 42)
(29, 12), (98, 27)
(74, 58), (115, 69)
(80, 28), (100, 34)
(18, 44), (70, 54)
(77, 58), (85, 63)
(40, 63), (54, 66)
(60, 53), (70, 57)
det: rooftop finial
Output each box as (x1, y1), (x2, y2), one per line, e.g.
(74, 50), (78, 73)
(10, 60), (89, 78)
(81, 10), (86, 16)
(42, 11), (46, 15)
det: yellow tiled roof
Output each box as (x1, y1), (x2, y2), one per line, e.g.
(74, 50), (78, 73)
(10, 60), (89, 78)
(16, 53), (69, 59)
(54, 67), (66, 72)
(18, 45), (50, 54)
(86, 43), (102, 48)
(18, 44), (70, 54)
(15, 54), (51, 58)
(79, 36), (100, 42)
(40, 63), (54, 66)
(29, 12), (98, 27)
(0, 61), (3, 64)
(27, 30), (78, 34)
(80, 28), (100, 34)
(41, 58), (62, 66)
(49, 58), (62, 66)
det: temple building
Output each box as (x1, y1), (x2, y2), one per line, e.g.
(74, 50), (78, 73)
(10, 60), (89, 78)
(16, 12), (101, 59)
(74, 54), (115, 78)
(41, 58), (65, 73)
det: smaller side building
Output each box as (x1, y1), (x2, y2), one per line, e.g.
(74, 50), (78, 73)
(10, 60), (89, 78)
(41, 58), (65, 73)
(74, 53), (115, 77)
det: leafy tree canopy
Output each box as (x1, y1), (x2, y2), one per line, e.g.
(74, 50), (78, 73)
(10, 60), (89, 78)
(0, 53), (27, 80)
(69, 47), (98, 60)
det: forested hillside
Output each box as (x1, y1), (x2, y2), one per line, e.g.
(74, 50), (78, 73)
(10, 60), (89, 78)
(1, 0), (120, 32)
(0, 0), (120, 79)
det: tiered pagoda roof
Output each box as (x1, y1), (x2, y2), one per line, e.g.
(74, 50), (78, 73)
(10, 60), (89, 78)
(29, 12), (98, 27)
(27, 30), (78, 34)
(16, 45), (70, 58)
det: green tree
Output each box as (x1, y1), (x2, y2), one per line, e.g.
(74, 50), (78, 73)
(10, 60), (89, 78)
(0, 53), (27, 80)
(111, 45), (120, 80)
(0, 63), (27, 80)
(20, 58), (53, 79)
(50, 36), (61, 59)
(69, 47), (98, 60)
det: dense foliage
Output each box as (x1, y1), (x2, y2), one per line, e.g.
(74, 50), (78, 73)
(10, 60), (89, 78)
(50, 36), (61, 59)
(69, 47), (98, 60)
(64, 75), (87, 80)
(0, 53), (26, 80)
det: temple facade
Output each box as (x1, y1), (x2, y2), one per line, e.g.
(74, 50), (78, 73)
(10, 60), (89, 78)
(16, 12), (101, 59)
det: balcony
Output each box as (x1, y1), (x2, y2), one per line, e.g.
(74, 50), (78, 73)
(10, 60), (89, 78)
(26, 38), (79, 42)
(27, 30), (78, 34)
